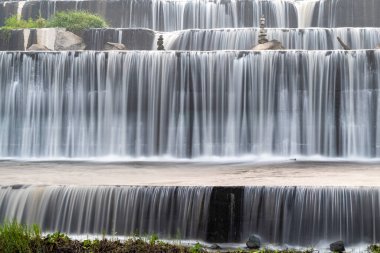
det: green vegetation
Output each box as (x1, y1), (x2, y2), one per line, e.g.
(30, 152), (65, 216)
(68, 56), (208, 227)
(46, 11), (108, 32)
(1, 11), (107, 32)
(2, 15), (46, 29)
(0, 221), (343, 253)
(0, 221), (40, 253)
(149, 233), (159, 245)
(369, 244), (380, 253)
(190, 242), (203, 253)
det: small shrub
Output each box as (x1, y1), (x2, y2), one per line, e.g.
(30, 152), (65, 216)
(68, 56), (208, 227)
(46, 231), (69, 244)
(3, 15), (46, 29)
(46, 11), (108, 32)
(369, 245), (380, 253)
(190, 242), (203, 253)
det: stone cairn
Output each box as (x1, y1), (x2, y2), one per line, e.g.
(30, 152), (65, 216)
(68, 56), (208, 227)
(157, 35), (165, 50)
(258, 15), (268, 44)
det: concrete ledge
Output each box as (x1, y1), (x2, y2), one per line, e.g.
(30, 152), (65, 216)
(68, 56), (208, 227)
(0, 28), (156, 51)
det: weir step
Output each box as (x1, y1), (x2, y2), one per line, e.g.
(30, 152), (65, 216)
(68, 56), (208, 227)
(1, 185), (380, 246)
(2, 0), (380, 30)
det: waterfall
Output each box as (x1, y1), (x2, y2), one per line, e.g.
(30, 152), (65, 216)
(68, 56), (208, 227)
(2, 0), (298, 30)
(166, 28), (380, 51)
(0, 50), (379, 159)
(242, 187), (380, 245)
(0, 185), (212, 238)
(2, 185), (380, 245)
(2, 0), (380, 29)
(82, 29), (156, 50)
(312, 0), (380, 27)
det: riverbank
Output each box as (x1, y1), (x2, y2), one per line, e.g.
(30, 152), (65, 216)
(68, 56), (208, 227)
(0, 221), (317, 253)
(2, 221), (380, 253)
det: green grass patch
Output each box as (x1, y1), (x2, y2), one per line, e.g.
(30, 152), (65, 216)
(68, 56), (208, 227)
(0, 221), (41, 253)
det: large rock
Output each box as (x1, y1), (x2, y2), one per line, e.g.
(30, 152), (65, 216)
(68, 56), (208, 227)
(246, 234), (261, 249)
(104, 42), (126, 50)
(376, 44), (380, 49)
(252, 40), (285, 50)
(27, 44), (51, 51)
(330, 240), (345, 252)
(54, 30), (86, 50)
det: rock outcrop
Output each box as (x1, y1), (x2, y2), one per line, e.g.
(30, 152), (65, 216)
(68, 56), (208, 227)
(246, 234), (261, 249)
(252, 40), (285, 50)
(104, 42), (126, 50)
(330, 240), (345, 252)
(55, 30), (86, 50)
(27, 44), (51, 51)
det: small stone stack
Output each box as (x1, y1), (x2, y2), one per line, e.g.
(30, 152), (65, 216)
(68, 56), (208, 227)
(157, 35), (165, 50)
(258, 15), (268, 44)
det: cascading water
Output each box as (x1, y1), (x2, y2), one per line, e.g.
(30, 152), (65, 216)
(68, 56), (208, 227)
(2, 185), (380, 246)
(242, 187), (380, 245)
(0, 185), (212, 238)
(311, 0), (380, 27)
(0, 0), (297, 30)
(165, 27), (380, 51)
(0, 50), (379, 159)
(0, 0), (379, 247)
(2, 0), (380, 29)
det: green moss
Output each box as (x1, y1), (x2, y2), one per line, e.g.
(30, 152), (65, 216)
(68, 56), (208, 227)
(46, 11), (108, 32)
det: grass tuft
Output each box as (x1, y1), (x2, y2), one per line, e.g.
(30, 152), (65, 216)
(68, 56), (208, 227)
(0, 221), (38, 253)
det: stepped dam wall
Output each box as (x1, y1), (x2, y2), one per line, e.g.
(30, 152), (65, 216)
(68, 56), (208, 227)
(3, 27), (380, 51)
(2, 0), (380, 29)
(1, 185), (380, 246)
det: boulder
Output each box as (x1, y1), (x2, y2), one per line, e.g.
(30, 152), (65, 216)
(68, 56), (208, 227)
(27, 44), (51, 51)
(246, 234), (261, 249)
(376, 44), (380, 49)
(54, 30), (86, 50)
(329, 240), (345, 252)
(104, 42), (126, 50)
(209, 244), (221, 250)
(252, 40), (285, 50)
